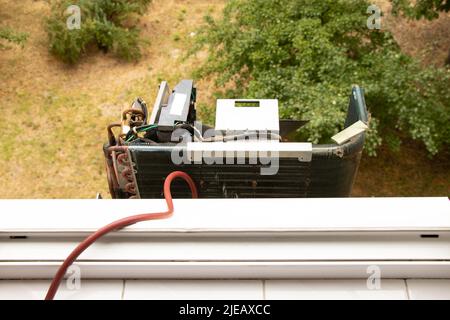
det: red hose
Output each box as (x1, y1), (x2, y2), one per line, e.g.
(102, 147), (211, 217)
(45, 171), (198, 300)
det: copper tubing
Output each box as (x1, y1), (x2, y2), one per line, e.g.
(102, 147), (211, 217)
(125, 182), (137, 194)
(121, 108), (145, 120)
(107, 123), (121, 146)
(117, 153), (129, 166)
(107, 145), (128, 153)
(122, 108), (145, 128)
(121, 167), (133, 180)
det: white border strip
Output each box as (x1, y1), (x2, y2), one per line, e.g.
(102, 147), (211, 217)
(2, 261), (450, 279)
(1, 198), (449, 279)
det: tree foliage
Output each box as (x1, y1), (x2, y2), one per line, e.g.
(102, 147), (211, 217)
(46, 0), (151, 64)
(192, 0), (450, 156)
(392, 0), (450, 66)
(392, 0), (450, 20)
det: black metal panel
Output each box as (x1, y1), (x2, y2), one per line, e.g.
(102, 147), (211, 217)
(131, 149), (314, 198)
(130, 146), (364, 198)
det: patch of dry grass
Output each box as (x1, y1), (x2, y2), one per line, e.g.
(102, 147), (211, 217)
(0, 0), (224, 198)
(353, 139), (450, 196)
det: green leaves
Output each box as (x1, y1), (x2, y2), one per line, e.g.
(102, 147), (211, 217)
(392, 0), (450, 20)
(46, 0), (151, 64)
(193, 0), (449, 156)
(0, 27), (28, 49)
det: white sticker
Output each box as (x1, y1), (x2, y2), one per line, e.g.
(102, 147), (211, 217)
(170, 93), (187, 116)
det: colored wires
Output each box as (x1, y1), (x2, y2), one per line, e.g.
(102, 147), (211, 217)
(125, 124), (158, 143)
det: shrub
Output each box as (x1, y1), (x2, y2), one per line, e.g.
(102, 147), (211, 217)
(46, 0), (151, 63)
(391, 0), (450, 66)
(392, 0), (450, 20)
(192, 0), (450, 156)
(0, 27), (28, 49)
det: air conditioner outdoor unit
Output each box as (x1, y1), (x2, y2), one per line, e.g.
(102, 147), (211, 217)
(104, 80), (369, 199)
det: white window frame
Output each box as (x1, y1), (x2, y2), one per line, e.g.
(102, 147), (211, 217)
(1, 197), (449, 279)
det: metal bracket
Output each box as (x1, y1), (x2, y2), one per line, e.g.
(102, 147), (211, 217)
(331, 120), (368, 145)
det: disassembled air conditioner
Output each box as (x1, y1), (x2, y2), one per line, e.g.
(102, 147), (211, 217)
(104, 80), (369, 199)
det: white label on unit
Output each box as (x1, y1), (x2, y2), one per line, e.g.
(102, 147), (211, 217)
(170, 93), (187, 116)
(215, 99), (279, 131)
